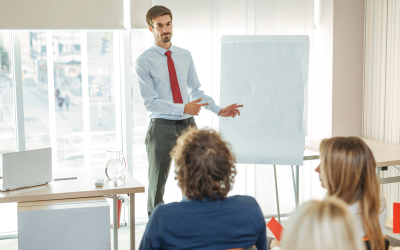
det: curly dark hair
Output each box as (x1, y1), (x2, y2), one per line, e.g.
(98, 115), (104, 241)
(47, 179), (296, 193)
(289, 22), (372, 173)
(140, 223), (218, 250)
(170, 127), (237, 201)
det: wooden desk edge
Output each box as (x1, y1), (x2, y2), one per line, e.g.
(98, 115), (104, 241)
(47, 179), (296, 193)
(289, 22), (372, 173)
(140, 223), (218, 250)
(376, 161), (400, 168)
(0, 186), (145, 204)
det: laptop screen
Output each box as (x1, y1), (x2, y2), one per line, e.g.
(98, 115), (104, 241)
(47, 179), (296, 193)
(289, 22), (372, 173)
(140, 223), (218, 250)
(2, 148), (52, 191)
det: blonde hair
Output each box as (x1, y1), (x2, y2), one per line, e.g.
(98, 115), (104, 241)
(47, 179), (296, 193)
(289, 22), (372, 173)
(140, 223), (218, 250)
(281, 199), (365, 250)
(319, 137), (384, 250)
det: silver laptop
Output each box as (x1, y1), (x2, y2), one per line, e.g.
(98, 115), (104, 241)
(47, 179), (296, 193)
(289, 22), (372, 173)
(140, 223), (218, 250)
(0, 148), (52, 191)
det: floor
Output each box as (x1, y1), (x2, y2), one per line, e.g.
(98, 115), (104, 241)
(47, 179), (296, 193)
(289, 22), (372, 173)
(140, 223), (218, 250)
(386, 227), (400, 248)
(0, 224), (147, 250)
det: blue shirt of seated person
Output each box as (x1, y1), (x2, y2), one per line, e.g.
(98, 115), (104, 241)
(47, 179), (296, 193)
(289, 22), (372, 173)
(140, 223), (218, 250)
(139, 195), (267, 250)
(139, 128), (266, 250)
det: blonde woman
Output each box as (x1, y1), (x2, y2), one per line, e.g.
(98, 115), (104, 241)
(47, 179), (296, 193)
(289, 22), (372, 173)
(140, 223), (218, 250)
(271, 199), (365, 250)
(315, 137), (388, 250)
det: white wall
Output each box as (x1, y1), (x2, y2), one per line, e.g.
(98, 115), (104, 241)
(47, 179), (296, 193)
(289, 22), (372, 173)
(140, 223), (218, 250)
(332, 0), (364, 137)
(311, 0), (364, 139)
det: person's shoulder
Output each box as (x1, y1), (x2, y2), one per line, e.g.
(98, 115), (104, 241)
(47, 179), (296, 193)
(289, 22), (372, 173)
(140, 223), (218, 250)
(150, 201), (183, 218)
(172, 45), (188, 52)
(227, 194), (258, 202)
(225, 195), (260, 208)
(172, 45), (191, 56)
(136, 46), (158, 64)
(225, 196), (264, 223)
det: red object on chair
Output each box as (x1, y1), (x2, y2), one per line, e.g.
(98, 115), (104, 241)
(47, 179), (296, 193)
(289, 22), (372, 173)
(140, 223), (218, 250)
(267, 217), (284, 241)
(117, 200), (122, 229)
(394, 203), (400, 233)
(111, 200), (122, 229)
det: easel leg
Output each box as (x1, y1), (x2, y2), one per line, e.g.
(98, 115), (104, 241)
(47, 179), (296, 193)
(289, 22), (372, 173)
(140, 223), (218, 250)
(273, 165), (281, 223)
(291, 165), (297, 206)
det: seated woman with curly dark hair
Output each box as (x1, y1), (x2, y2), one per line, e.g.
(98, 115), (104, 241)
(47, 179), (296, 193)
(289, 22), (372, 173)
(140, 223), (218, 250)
(139, 128), (266, 250)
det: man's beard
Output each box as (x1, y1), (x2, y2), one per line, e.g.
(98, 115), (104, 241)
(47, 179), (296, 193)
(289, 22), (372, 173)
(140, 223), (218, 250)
(155, 32), (173, 43)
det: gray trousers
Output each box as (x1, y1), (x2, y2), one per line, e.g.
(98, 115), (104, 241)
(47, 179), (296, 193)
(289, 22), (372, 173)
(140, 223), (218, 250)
(145, 117), (197, 216)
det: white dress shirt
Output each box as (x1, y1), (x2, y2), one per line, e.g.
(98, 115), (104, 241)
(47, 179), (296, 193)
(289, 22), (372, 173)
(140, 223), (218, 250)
(135, 43), (222, 120)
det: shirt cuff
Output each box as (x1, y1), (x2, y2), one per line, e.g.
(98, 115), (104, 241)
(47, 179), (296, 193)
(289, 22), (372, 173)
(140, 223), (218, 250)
(271, 247), (281, 250)
(208, 104), (222, 116)
(174, 103), (185, 116)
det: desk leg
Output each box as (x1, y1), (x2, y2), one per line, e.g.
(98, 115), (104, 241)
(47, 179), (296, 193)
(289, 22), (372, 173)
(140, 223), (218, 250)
(130, 193), (135, 250)
(113, 198), (118, 250)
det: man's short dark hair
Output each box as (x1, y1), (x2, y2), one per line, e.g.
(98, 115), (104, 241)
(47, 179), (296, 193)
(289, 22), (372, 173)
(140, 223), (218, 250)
(146, 5), (173, 28)
(170, 127), (237, 201)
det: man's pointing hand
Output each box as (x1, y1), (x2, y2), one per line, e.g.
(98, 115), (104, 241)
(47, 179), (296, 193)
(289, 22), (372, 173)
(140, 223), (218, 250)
(184, 98), (209, 116)
(218, 103), (244, 117)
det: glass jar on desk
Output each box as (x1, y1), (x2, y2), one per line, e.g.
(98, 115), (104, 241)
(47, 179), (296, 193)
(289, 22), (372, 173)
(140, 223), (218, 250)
(105, 150), (127, 186)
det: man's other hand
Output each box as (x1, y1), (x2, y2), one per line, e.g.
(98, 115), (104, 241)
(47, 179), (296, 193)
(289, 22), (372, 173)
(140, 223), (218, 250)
(184, 98), (209, 116)
(218, 103), (243, 117)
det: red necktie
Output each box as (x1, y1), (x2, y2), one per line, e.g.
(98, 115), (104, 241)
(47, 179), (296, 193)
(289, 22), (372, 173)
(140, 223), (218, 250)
(165, 51), (183, 103)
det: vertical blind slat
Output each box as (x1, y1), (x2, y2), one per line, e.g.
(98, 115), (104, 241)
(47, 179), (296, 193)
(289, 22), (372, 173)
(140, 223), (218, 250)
(364, 0), (400, 218)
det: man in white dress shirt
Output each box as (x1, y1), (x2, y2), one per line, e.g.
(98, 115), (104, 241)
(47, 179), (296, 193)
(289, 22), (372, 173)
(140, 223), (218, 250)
(136, 5), (243, 216)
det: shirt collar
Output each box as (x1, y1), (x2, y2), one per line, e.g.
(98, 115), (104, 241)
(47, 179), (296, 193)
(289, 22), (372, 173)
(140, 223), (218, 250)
(153, 42), (175, 56)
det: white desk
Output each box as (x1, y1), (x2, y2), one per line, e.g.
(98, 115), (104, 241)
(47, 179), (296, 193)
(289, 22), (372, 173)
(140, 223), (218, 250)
(305, 137), (400, 184)
(0, 168), (145, 250)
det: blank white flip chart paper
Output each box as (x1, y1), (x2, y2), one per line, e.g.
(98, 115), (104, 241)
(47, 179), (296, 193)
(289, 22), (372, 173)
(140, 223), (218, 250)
(219, 35), (309, 166)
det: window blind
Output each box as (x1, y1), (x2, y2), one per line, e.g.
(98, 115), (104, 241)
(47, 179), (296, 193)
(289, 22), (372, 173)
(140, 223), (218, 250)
(131, 0), (152, 28)
(0, 0), (124, 29)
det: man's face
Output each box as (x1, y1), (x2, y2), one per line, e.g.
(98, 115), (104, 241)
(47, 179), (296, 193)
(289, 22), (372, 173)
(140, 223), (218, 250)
(150, 14), (173, 43)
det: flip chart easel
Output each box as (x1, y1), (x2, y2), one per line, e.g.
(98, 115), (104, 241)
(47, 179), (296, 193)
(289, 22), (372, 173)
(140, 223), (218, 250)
(219, 35), (310, 222)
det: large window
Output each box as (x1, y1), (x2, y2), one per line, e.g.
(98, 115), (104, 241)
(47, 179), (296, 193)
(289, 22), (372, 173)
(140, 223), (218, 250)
(0, 31), (123, 236)
(87, 32), (117, 167)
(0, 31), (17, 235)
(0, 31), (15, 170)
(21, 31), (50, 151)
(19, 31), (118, 170)
(130, 30), (153, 219)
(52, 31), (85, 168)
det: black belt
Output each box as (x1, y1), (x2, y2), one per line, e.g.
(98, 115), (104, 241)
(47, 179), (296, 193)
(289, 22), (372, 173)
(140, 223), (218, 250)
(151, 117), (195, 125)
